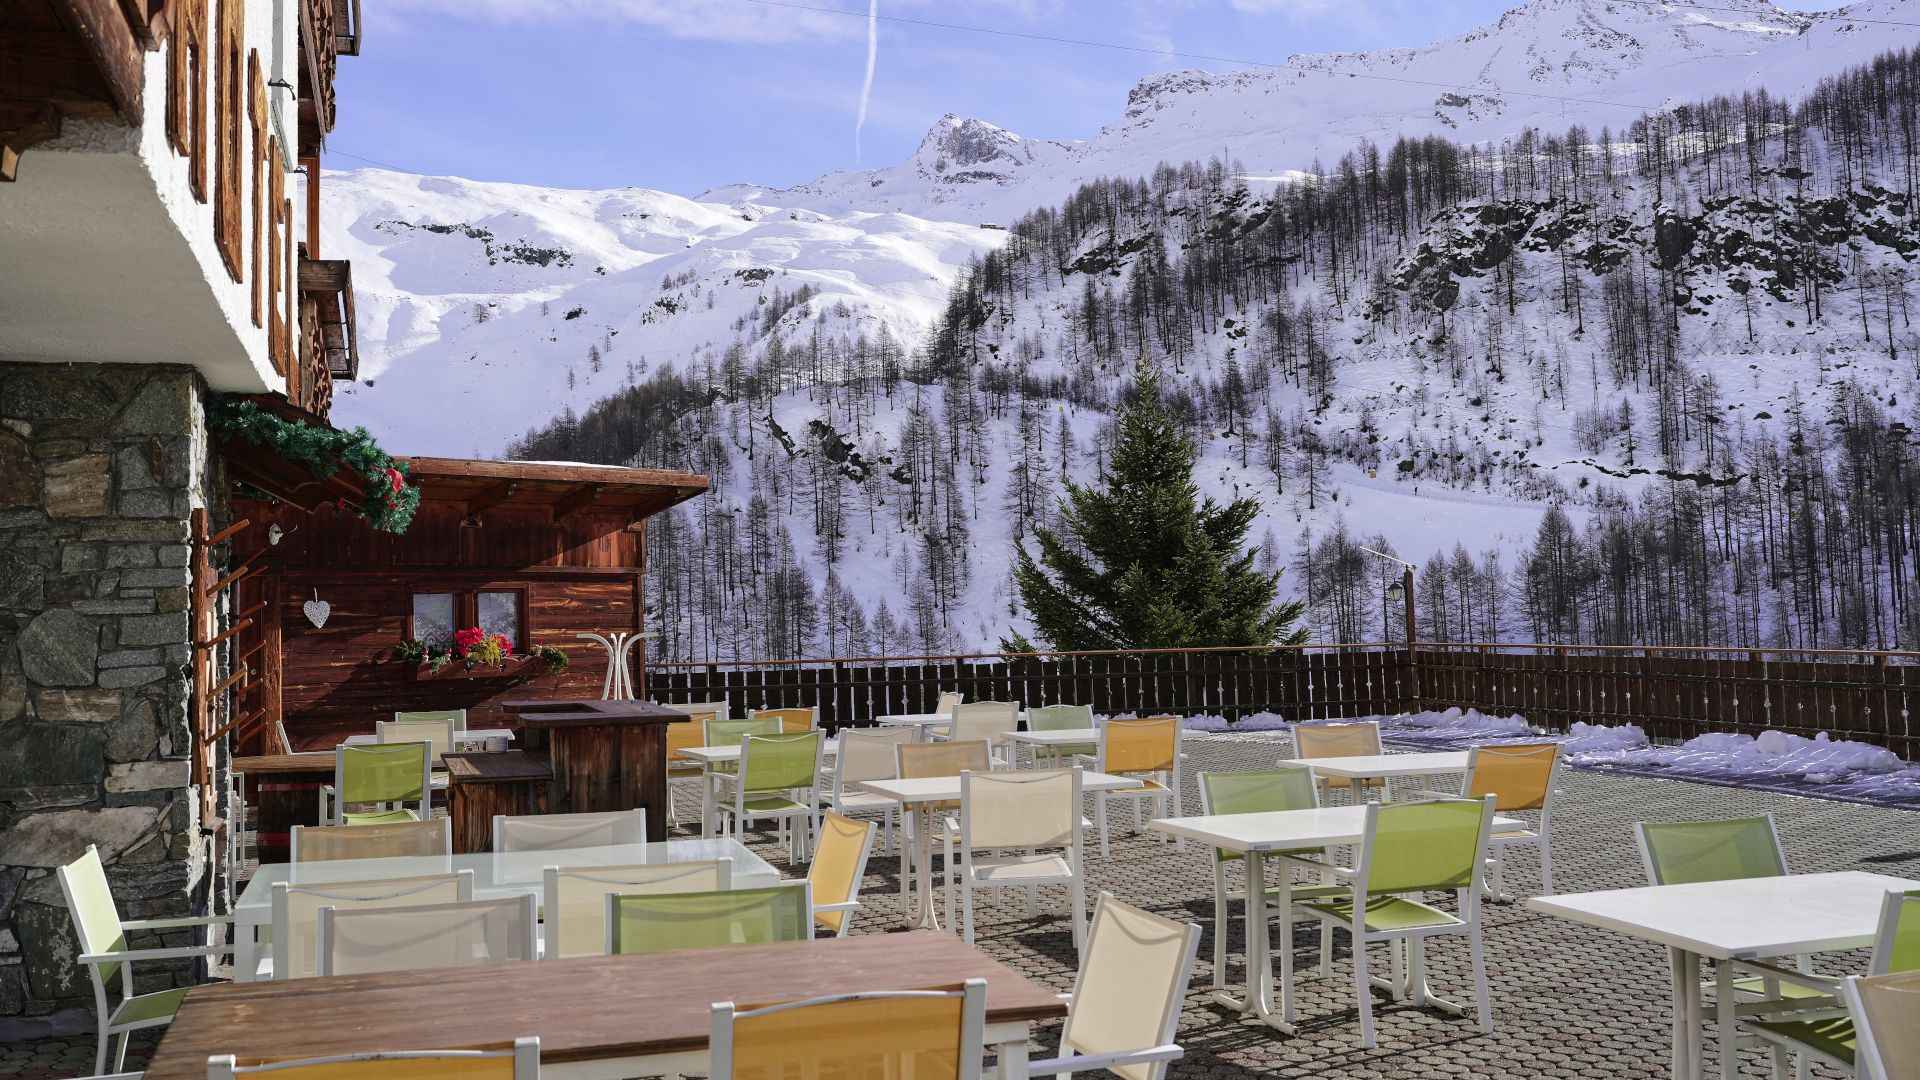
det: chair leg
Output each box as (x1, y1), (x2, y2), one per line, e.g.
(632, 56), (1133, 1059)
(962, 869), (976, 946)
(1320, 921), (1335, 978)
(93, 1020), (109, 1077)
(942, 833), (956, 932)
(1212, 866), (1229, 990)
(1539, 839), (1554, 896)
(1096, 796), (1110, 859)
(112, 1029), (130, 1073)
(1069, 875), (1087, 950)
(1354, 932), (1376, 1049)
(1471, 924), (1494, 1033)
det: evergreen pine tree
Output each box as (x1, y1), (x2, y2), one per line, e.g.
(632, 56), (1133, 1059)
(1009, 349), (1306, 651)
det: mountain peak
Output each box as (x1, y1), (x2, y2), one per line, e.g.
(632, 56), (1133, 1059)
(913, 115), (1034, 174)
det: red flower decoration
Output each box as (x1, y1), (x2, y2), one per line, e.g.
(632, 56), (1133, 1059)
(493, 633), (513, 659)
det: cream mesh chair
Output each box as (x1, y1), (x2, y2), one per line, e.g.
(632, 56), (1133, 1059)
(395, 708), (468, 731)
(378, 719), (456, 800)
(324, 742), (432, 825)
(666, 710), (717, 824)
(1414, 742), (1563, 898)
(829, 726), (913, 853)
(1197, 768), (1343, 988)
(276, 719), (332, 756)
(317, 894), (539, 976)
(1844, 967), (1920, 1080)
(290, 819), (450, 863)
(1026, 893), (1202, 1080)
(1291, 721), (1386, 802)
(667, 698), (732, 723)
(57, 846), (235, 1075)
(207, 1037), (541, 1080)
(606, 883), (813, 954)
(714, 731), (826, 862)
(493, 809), (646, 852)
(710, 980), (986, 1080)
(271, 873), (471, 980)
(957, 767), (1088, 950)
(944, 701), (1020, 765)
(809, 812), (877, 937)
(897, 740), (994, 921)
(1290, 795), (1498, 1048)
(1076, 717), (1182, 857)
(748, 706), (819, 732)
(935, 690), (964, 716)
(1742, 889), (1920, 1076)
(542, 859), (733, 959)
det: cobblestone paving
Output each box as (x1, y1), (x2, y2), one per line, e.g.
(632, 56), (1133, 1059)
(17, 736), (1918, 1078)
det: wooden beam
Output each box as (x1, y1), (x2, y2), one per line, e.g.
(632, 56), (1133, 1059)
(549, 483), (604, 522)
(59, 0), (145, 125)
(461, 480), (518, 524)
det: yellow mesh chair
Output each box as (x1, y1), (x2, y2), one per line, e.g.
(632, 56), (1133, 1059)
(809, 812), (877, 936)
(957, 768), (1088, 950)
(317, 895), (539, 977)
(1743, 889), (1920, 1076)
(1291, 721), (1386, 799)
(1415, 743), (1563, 899)
(606, 883), (813, 954)
(747, 706), (819, 733)
(1844, 967), (1920, 1080)
(896, 739), (993, 920)
(1031, 893), (1202, 1080)
(1078, 717), (1183, 857)
(56, 846), (236, 1075)
(270, 873), (471, 980)
(492, 809), (646, 852)
(290, 819), (450, 863)
(709, 980), (986, 1080)
(206, 1037), (540, 1080)
(666, 698), (733, 723)
(1292, 796), (1499, 1048)
(945, 701), (1020, 764)
(327, 743), (432, 825)
(666, 710), (716, 825)
(828, 727), (913, 854)
(542, 859), (733, 959)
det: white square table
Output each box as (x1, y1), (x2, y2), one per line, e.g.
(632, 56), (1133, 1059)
(1006, 726), (1208, 767)
(874, 712), (955, 741)
(1528, 871), (1920, 1080)
(234, 837), (778, 981)
(857, 770), (1143, 930)
(1150, 805), (1523, 1032)
(676, 740), (840, 835)
(1279, 750), (1470, 799)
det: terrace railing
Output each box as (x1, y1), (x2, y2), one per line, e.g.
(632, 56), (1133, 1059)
(645, 643), (1920, 759)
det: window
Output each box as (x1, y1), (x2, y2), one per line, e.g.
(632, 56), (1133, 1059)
(477, 591), (523, 652)
(412, 593), (456, 651)
(214, 0), (245, 281)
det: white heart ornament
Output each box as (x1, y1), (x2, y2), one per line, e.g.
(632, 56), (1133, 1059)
(303, 596), (331, 628)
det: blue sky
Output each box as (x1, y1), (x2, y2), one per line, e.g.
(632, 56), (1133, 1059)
(337, 0), (1829, 197)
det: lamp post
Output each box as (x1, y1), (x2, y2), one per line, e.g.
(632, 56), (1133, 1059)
(1361, 547), (1417, 645)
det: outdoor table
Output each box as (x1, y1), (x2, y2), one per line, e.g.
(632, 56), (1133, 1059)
(233, 838), (777, 982)
(146, 931), (1066, 1080)
(1278, 750), (1471, 799)
(856, 770), (1143, 931)
(875, 711), (958, 740)
(1006, 726), (1208, 767)
(443, 750), (553, 852)
(343, 727), (515, 749)
(1528, 871), (1920, 1080)
(675, 739), (839, 836)
(1149, 804), (1523, 1033)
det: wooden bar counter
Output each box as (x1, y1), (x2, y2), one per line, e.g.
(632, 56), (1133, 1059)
(502, 699), (688, 843)
(444, 750), (552, 853)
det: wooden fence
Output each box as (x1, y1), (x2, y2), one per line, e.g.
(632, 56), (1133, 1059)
(645, 643), (1920, 758)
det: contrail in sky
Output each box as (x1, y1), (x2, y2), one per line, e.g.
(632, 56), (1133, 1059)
(855, 0), (878, 164)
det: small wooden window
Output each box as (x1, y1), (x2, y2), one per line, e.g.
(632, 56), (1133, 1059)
(214, 0), (245, 282)
(476, 591), (525, 652)
(412, 589), (530, 653)
(411, 593), (456, 651)
(267, 134), (286, 370)
(167, 0), (208, 201)
(248, 51), (266, 327)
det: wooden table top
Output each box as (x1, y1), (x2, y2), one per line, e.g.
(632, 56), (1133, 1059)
(444, 749), (552, 783)
(144, 932), (1064, 1077)
(230, 753), (335, 776)
(502, 698), (686, 729)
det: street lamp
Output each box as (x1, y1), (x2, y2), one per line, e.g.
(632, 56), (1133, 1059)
(1361, 547), (1417, 646)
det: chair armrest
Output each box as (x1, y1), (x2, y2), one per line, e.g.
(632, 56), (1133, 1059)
(1271, 852), (1352, 878)
(1026, 1045), (1184, 1077)
(1405, 789), (1456, 800)
(121, 914), (234, 931)
(1736, 959), (1844, 999)
(81, 942), (234, 965)
(813, 901), (863, 914)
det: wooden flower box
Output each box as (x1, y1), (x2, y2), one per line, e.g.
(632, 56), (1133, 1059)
(410, 655), (545, 681)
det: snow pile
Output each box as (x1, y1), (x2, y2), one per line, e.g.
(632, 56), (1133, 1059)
(1396, 708), (1533, 738)
(1561, 722), (1650, 756)
(1586, 729), (1906, 785)
(1180, 711), (1290, 733)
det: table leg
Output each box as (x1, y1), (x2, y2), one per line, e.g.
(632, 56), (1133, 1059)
(997, 1035), (1031, 1080)
(1670, 948), (1702, 1080)
(1276, 861), (1296, 1026)
(234, 914), (261, 982)
(1715, 959), (1737, 1080)
(913, 804), (941, 931)
(700, 769), (715, 838)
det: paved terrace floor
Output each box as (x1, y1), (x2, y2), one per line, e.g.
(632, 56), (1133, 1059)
(15, 735), (1918, 1079)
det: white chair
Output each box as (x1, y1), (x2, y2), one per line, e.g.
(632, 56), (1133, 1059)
(276, 719), (332, 756)
(1074, 716), (1183, 857)
(1843, 967), (1920, 1080)
(493, 809), (647, 852)
(934, 690), (964, 715)
(829, 726), (914, 853)
(1197, 767), (1341, 989)
(290, 819), (450, 862)
(225, 768), (246, 908)
(942, 701), (1020, 765)
(317, 894), (539, 976)
(270, 872), (472, 980)
(809, 812), (878, 937)
(1291, 720), (1386, 803)
(896, 740), (994, 927)
(710, 980), (986, 1080)
(1413, 742), (1563, 899)
(1023, 892), (1202, 1080)
(666, 698), (732, 723)
(542, 859), (733, 959)
(713, 731), (826, 863)
(208, 1038), (541, 1080)
(395, 707), (468, 731)
(1743, 888), (1920, 1076)
(747, 705), (820, 732)
(957, 767), (1088, 950)
(378, 717), (456, 770)
(56, 846), (235, 1075)
(322, 742), (432, 826)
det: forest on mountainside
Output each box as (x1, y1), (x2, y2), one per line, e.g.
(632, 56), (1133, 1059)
(511, 47), (1920, 661)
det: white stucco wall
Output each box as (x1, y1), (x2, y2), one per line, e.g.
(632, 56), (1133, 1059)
(0, 0), (305, 392)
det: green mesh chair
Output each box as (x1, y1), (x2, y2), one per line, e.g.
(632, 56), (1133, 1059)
(1026, 704), (1097, 765)
(714, 730), (826, 863)
(395, 708), (468, 732)
(1637, 814), (1787, 885)
(1741, 889), (1920, 1076)
(1289, 796), (1497, 1049)
(326, 742), (432, 825)
(57, 846), (235, 1075)
(1197, 768), (1346, 989)
(605, 882), (814, 954)
(704, 715), (781, 776)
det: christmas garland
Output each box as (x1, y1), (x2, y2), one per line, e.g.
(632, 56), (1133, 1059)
(207, 397), (422, 533)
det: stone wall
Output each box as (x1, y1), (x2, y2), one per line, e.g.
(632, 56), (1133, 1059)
(0, 363), (230, 1036)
